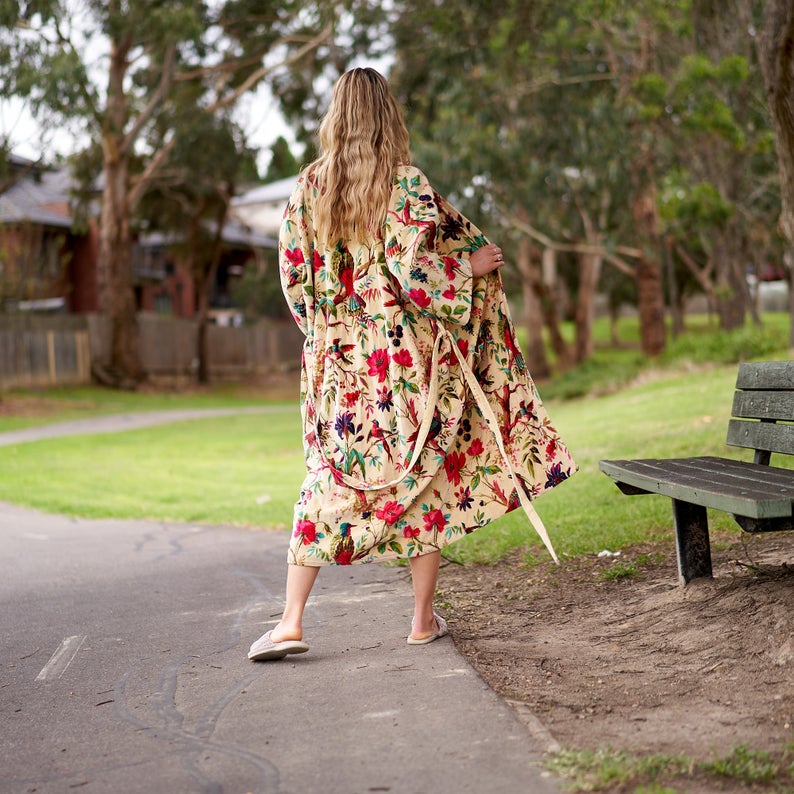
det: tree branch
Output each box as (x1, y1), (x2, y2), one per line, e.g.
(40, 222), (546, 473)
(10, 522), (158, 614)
(498, 204), (641, 274)
(128, 138), (176, 210)
(675, 243), (715, 296)
(174, 35), (316, 82)
(205, 23), (332, 113)
(512, 71), (616, 98)
(120, 43), (176, 156)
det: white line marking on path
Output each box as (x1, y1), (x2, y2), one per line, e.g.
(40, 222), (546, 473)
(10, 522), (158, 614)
(35, 635), (87, 682)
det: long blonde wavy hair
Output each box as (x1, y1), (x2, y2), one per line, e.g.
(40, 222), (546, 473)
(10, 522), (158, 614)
(307, 68), (411, 245)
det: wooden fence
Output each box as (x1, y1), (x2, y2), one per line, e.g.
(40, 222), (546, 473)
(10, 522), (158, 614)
(0, 314), (91, 389)
(0, 313), (303, 390)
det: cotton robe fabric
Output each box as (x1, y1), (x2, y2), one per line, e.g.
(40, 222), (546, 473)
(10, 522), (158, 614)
(279, 165), (576, 566)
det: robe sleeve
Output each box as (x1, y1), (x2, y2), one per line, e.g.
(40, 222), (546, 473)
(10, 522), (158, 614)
(383, 168), (476, 326)
(278, 180), (313, 336)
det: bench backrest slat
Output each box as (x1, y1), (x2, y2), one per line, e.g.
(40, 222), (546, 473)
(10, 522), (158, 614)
(735, 361), (794, 390)
(731, 391), (794, 422)
(726, 418), (794, 456)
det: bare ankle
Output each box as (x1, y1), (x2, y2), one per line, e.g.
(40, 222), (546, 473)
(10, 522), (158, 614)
(271, 622), (302, 642)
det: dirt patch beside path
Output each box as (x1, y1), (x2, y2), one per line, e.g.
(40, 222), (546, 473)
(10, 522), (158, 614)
(438, 531), (794, 786)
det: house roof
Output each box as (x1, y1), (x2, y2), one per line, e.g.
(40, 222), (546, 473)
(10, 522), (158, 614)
(1, 154), (276, 248)
(139, 218), (276, 250)
(232, 175), (298, 207)
(0, 165), (74, 229)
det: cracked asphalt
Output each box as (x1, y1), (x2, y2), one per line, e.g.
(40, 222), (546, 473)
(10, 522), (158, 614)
(0, 413), (559, 793)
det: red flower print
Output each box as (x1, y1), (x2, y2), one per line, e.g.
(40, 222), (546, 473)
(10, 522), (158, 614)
(376, 500), (405, 525)
(294, 519), (316, 544)
(423, 508), (447, 533)
(467, 438), (484, 457)
(335, 549), (353, 565)
(546, 438), (557, 457)
(312, 249), (324, 274)
(285, 248), (304, 266)
(367, 348), (390, 383)
(456, 338), (469, 359)
(442, 256), (459, 280)
(442, 286), (456, 300)
(403, 525), (421, 539)
(408, 288), (432, 308)
(392, 349), (413, 368)
(342, 390), (361, 407)
(444, 450), (467, 486)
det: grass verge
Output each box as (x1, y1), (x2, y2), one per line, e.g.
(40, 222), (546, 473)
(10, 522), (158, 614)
(547, 743), (794, 792)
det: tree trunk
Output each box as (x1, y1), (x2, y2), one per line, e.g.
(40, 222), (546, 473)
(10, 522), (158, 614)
(632, 186), (667, 356)
(97, 38), (144, 387)
(195, 202), (229, 384)
(663, 237), (684, 337)
(99, 175), (142, 386)
(574, 250), (601, 363)
(515, 235), (551, 379)
(757, 1), (794, 342)
(635, 255), (666, 355)
(712, 235), (746, 330)
(539, 248), (573, 369)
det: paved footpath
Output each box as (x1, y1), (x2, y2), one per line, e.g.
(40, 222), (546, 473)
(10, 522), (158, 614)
(0, 413), (560, 793)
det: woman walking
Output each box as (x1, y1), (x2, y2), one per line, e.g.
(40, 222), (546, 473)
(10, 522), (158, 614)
(248, 67), (576, 661)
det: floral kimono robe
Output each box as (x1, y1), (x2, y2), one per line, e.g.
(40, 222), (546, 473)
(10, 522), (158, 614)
(279, 164), (576, 566)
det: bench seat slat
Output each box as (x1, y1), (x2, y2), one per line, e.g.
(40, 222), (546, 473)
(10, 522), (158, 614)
(598, 456), (794, 518)
(726, 419), (794, 456)
(731, 390), (794, 422)
(736, 361), (794, 390)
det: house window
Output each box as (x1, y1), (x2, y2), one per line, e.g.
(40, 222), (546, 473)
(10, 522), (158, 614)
(132, 243), (167, 280)
(153, 291), (172, 314)
(39, 233), (65, 279)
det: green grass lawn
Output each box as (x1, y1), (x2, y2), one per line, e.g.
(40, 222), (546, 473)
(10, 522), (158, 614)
(0, 408), (302, 530)
(2, 357), (789, 563)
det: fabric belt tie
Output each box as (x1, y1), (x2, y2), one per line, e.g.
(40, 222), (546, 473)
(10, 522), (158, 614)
(314, 328), (559, 563)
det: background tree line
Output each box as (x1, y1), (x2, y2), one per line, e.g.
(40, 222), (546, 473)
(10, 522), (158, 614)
(1, 0), (793, 385)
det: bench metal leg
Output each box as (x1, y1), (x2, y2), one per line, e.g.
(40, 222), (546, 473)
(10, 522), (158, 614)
(672, 500), (713, 585)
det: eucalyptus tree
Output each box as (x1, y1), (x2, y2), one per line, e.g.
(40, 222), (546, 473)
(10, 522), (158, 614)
(390, 0), (677, 369)
(638, 0), (779, 331)
(0, 1), (346, 385)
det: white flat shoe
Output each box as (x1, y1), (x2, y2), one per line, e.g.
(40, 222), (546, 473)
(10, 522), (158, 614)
(248, 630), (310, 661)
(407, 612), (449, 645)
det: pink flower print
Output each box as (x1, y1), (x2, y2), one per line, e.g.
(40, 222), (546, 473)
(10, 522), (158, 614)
(376, 501), (405, 525)
(367, 348), (390, 383)
(294, 519), (316, 545)
(443, 450), (467, 486)
(392, 349), (413, 368)
(442, 286), (456, 300)
(403, 525), (421, 539)
(423, 508), (447, 533)
(407, 288), (432, 308)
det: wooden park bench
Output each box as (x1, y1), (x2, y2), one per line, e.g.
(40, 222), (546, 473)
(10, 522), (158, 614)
(599, 360), (794, 585)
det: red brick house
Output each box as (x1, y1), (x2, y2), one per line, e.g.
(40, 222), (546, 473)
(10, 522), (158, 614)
(0, 153), (276, 321)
